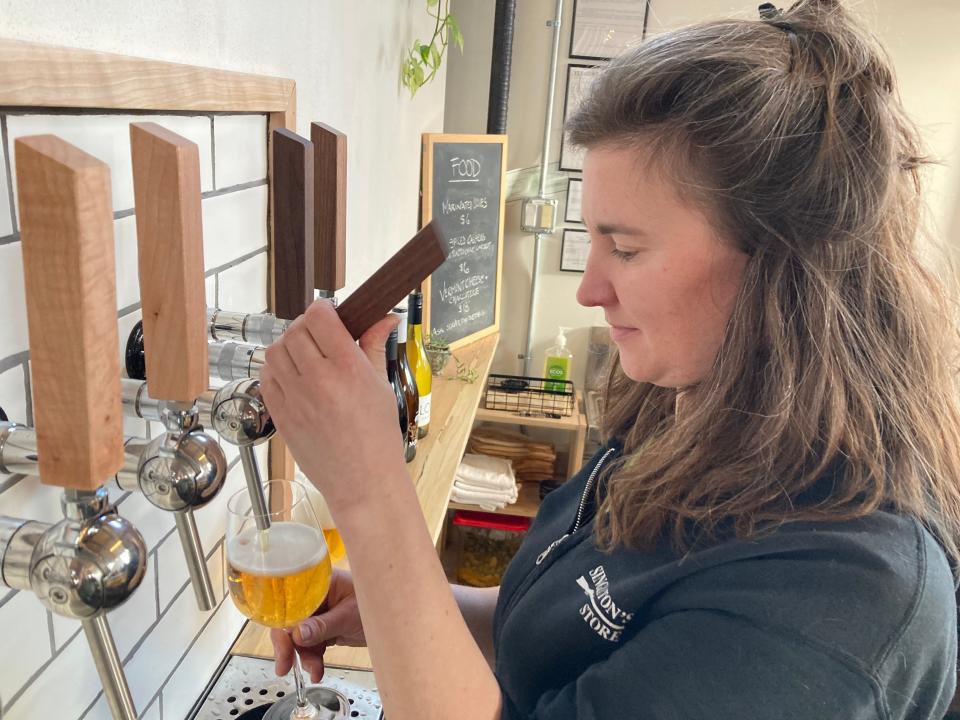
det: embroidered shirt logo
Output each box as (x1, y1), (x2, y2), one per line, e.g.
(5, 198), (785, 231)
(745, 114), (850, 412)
(576, 565), (634, 643)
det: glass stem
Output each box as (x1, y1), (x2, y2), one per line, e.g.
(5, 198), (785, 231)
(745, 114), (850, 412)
(292, 649), (309, 708)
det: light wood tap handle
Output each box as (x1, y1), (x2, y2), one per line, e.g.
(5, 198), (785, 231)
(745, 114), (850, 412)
(272, 129), (315, 320)
(14, 135), (124, 489)
(311, 122), (347, 293)
(130, 122), (208, 403)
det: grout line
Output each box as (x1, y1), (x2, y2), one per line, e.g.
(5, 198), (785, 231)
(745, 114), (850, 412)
(0, 588), (18, 609)
(114, 207), (136, 219)
(77, 689), (103, 720)
(118, 300), (142, 318)
(210, 114), (217, 191)
(22, 359), (32, 426)
(0, 473), (26, 494)
(0, 231), (18, 245)
(159, 692), (164, 720)
(205, 246), (268, 279)
(214, 273), (220, 308)
(45, 610), (55, 657)
(0, 350), (29, 374)
(201, 177), (267, 200)
(2, 114), (17, 233)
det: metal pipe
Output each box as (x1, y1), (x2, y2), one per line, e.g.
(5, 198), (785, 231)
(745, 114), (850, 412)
(209, 342), (265, 382)
(487, 0), (518, 135)
(82, 615), (138, 720)
(208, 308), (290, 347)
(175, 511), (216, 611)
(523, 0), (564, 376)
(240, 445), (271, 532)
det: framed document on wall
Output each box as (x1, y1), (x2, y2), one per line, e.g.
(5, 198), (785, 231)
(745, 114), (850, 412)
(569, 0), (649, 61)
(559, 64), (602, 172)
(560, 229), (591, 273)
(565, 178), (583, 223)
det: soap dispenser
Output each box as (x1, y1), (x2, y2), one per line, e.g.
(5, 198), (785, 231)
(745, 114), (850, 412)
(544, 327), (573, 392)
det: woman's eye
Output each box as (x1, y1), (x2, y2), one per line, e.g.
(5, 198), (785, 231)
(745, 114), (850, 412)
(610, 247), (639, 261)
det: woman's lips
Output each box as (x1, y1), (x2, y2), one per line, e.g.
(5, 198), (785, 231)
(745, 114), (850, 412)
(609, 325), (639, 342)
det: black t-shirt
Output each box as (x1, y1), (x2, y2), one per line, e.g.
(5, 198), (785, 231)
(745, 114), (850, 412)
(492, 441), (958, 719)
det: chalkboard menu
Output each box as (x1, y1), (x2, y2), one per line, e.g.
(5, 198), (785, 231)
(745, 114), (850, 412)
(421, 133), (507, 349)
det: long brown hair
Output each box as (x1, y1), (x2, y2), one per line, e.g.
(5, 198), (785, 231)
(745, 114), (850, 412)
(567, 0), (960, 562)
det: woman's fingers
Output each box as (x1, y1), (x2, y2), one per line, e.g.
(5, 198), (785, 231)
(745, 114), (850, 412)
(302, 300), (356, 360)
(358, 315), (401, 383)
(282, 320), (326, 376)
(271, 628), (295, 676)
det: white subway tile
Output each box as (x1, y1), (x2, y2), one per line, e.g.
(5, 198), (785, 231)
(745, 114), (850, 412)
(156, 529), (191, 613)
(49, 608), (80, 653)
(0, 138), (12, 238)
(115, 488), (176, 550)
(213, 115), (268, 189)
(84, 691), (161, 720)
(122, 415), (149, 441)
(107, 557), (158, 660)
(0, 591), (53, 707)
(194, 459), (247, 553)
(160, 597), (246, 720)
(201, 185), (268, 271)
(122, 567), (215, 710)
(7, 114), (213, 219)
(207, 542), (226, 605)
(1, 616), (99, 720)
(0, 474), (65, 525)
(0, 242), (29, 356)
(0, 364), (27, 429)
(114, 215), (140, 310)
(206, 274), (217, 308)
(217, 253), (268, 315)
(141, 697), (162, 720)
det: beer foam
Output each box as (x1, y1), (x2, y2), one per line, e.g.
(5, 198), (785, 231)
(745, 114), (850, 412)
(227, 521), (329, 577)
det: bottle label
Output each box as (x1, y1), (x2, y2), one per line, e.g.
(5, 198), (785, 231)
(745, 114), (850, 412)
(544, 357), (570, 392)
(418, 392), (432, 426)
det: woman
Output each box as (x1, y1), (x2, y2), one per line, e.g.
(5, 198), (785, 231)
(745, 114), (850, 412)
(260, 1), (960, 717)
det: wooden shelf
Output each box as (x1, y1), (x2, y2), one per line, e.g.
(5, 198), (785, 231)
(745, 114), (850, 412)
(475, 401), (581, 431)
(448, 481), (542, 518)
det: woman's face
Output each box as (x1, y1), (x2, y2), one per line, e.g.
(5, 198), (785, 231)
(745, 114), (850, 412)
(577, 144), (749, 387)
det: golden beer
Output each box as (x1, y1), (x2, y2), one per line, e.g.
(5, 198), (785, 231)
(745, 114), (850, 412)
(322, 527), (346, 564)
(226, 521), (332, 628)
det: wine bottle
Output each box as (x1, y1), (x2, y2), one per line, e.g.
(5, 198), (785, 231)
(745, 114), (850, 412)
(393, 307), (419, 462)
(407, 289), (432, 438)
(385, 327), (409, 457)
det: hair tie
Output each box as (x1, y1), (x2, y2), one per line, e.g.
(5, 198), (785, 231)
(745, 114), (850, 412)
(758, 3), (800, 73)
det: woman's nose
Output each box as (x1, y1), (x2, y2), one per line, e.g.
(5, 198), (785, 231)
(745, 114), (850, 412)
(576, 250), (616, 308)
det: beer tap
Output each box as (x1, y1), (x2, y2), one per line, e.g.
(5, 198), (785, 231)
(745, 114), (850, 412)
(126, 122), (229, 609)
(0, 135), (147, 720)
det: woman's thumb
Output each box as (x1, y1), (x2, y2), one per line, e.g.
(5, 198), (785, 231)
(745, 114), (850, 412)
(358, 314), (401, 381)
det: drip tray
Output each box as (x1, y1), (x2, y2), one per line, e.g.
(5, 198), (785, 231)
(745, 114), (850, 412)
(192, 654), (382, 720)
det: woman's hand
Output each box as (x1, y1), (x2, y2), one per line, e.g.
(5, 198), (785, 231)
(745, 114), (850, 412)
(259, 300), (403, 513)
(271, 569), (365, 682)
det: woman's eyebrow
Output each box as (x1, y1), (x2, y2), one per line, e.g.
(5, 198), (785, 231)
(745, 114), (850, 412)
(595, 222), (650, 238)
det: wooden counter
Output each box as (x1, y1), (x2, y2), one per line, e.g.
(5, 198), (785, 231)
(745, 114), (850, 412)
(232, 332), (499, 669)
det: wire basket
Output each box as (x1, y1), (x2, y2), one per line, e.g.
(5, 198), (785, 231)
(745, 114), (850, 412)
(483, 374), (575, 418)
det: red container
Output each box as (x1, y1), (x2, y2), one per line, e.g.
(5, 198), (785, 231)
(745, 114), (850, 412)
(451, 511), (531, 587)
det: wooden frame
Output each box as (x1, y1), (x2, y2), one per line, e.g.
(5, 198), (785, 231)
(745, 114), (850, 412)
(565, 177), (583, 224)
(559, 64), (602, 173)
(0, 38), (298, 485)
(421, 133), (507, 351)
(560, 228), (591, 273)
(569, 0), (650, 61)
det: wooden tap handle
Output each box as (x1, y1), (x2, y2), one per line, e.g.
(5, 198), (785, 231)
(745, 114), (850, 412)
(130, 122), (208, 403)
(14, 135), (124, 489)
(272, 129), (315, 320)
(311, 122), (347, 293)
(336, 222), (448, 340)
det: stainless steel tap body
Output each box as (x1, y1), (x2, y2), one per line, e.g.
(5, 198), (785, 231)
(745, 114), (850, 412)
(208, 308), (289, 346)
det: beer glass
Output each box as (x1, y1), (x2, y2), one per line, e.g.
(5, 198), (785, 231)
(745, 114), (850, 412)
(227, 480), (333, 719)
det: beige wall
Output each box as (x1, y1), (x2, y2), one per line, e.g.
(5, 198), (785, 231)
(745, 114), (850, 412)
(445, 0), (960, 387)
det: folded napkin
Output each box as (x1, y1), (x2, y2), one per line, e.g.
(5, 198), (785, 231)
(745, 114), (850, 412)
(451, 482), (518, 511)
(455, 453), (516, 491)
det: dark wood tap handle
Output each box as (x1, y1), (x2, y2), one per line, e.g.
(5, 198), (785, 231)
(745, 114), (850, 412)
(15, 135), (124, 489)
(272, 128), (315, 320)
(336, 221), (447, 340)
(312, 122), (347, 293)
